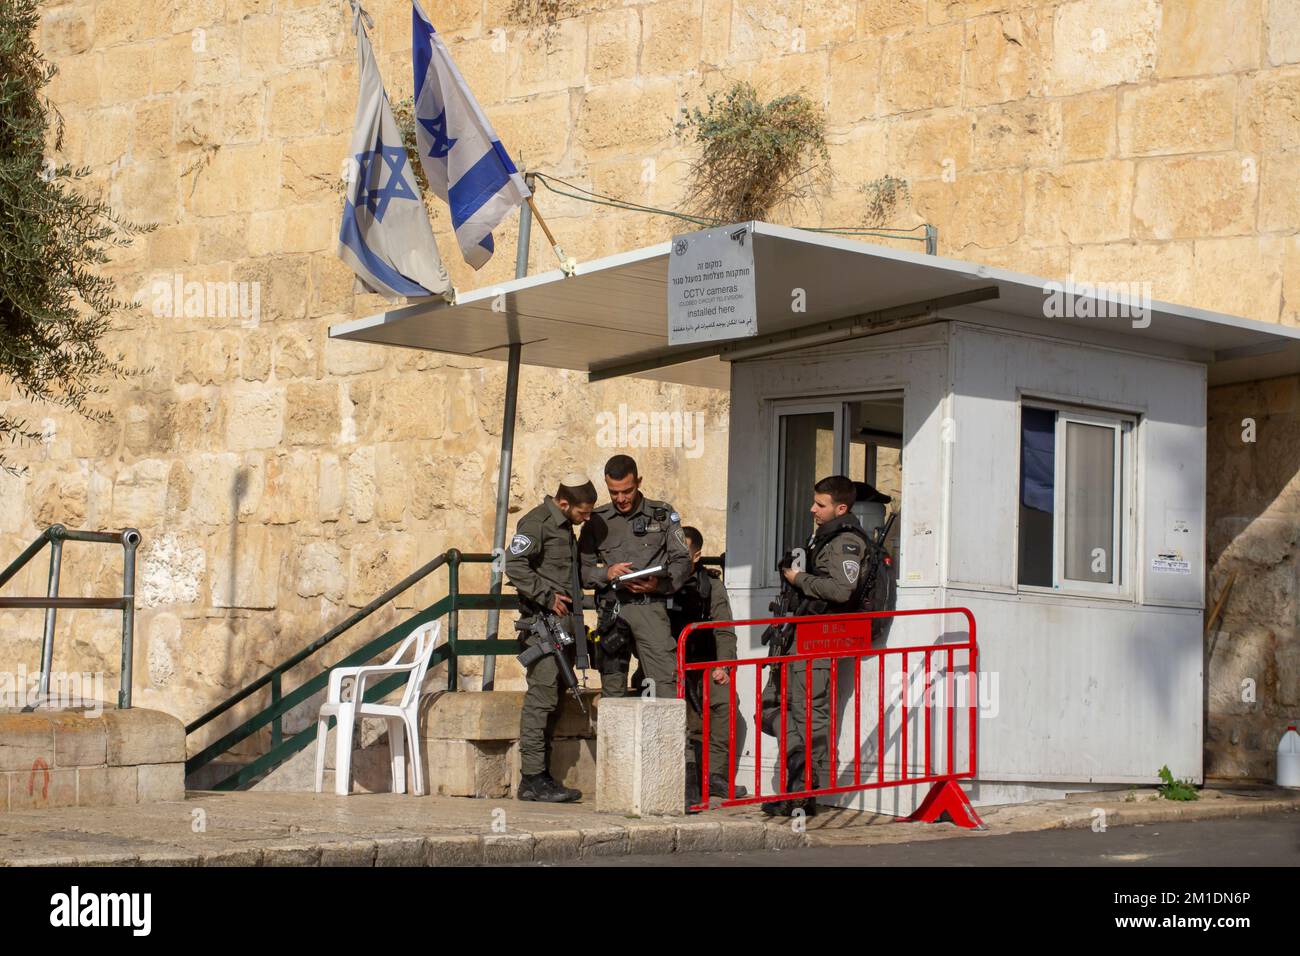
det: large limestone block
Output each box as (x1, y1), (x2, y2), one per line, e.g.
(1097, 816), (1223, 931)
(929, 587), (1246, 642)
(887, 111), (973, 181)
(209, 524), (283, 609)
(1159, 0), (1261, 76)
(1048, 0), (1159, 96)
(104, 707), (186, 767)
(596, 698), (686, 817)
(912, 170), (1022, 251)
(0, 713), (54, 772)
(588, 8), (639, 82)
(52, 712), (108, 766)
(1118, 77), (1236, 157)
(860, 0), (923, 34)
(422, 689), (597, 740)
(963, 11), (1045, 107)
(492, 94), (570, 167)
(508, 19), (585, 98)
(1069, 240), (1196, 307)
(424, 738), (512, 797)
(1025, 160), (1133, 246)
(828, 40), (883, 127)
(1269, 0), (1300, 66)
(1190, 237), (1285, 323)
(972, 101), (1061, 171)
(1240, 70), (1300, 155)
(879, 24), (963, 113)
(1259, 156), (1300, 233)
(577, 79), (677, 154)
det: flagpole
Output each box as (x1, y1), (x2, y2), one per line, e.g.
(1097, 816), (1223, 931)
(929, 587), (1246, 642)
(525, 192), (576, 276)
(481, 175), (536, 691)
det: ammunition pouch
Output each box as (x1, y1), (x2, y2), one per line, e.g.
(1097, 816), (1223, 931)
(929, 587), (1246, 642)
(592, 602), (633, 657)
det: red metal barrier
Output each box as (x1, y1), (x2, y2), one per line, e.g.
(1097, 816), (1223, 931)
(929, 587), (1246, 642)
(676, 607), (983, 828)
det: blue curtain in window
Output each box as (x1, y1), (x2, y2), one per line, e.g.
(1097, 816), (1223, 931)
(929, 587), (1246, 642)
(1020, 407), (1055, 513)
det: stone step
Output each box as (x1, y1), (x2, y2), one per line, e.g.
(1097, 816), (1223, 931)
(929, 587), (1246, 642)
(243, 689), (600, 798)
(0, 706), (185, 812)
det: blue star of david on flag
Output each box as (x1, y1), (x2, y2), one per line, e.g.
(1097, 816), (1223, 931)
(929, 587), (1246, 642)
(418, 109), (456, 159)
(412, 0), (529, 270)
(354, 138), (418, 221)
(335, 2), (449, 299)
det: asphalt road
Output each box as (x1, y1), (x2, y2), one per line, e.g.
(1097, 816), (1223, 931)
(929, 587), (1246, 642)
(557, 812), (1300, 866)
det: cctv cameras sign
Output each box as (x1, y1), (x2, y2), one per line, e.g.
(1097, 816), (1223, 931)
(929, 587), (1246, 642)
(668, 225), (758, 346)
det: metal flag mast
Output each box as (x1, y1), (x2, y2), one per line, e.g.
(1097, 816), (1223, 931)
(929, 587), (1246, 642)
(482, 172), (574, 689)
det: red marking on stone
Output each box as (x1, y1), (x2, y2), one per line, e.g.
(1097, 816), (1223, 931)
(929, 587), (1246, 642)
(29, 757), (50, 800)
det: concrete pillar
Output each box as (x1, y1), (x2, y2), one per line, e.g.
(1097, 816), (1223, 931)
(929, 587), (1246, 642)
(596, 698), (686, 816)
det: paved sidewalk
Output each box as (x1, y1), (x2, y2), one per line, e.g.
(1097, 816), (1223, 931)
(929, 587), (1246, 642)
(0, 784), (1294, 866)
(802, 783), (1300, 850)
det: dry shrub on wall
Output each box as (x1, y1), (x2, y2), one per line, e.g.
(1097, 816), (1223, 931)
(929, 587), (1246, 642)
(508, 0), (577, 46)
(675, 81), (831, 225)
(859, 175), (911, 229)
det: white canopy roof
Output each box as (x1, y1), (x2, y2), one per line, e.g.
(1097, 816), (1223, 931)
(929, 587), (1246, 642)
(330, 221), (1300, 389)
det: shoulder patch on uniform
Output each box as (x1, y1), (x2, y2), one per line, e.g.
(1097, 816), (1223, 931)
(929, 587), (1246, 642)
(673, 527), (687, 547)
(669, 511), (680, 523)
(843, 559), (860, 584)
(509, 533), (533, 555)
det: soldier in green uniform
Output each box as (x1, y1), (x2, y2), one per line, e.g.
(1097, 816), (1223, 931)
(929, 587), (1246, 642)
(579, 454), (692, 701)
(764, 474), (871, 818)
(670, 526), (749, 803)
(506, 474), (597, 802)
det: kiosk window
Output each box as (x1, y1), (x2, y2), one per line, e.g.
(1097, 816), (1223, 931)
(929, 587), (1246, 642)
(777, 412), (836, 561)
(1018, 403), (1131, 593)
(773, 396), (903, 580)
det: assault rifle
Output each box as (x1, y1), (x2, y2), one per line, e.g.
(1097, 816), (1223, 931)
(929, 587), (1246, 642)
(515, 613), (589, 716)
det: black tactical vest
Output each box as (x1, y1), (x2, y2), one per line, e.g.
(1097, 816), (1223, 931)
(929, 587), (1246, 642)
(804, 516), (873, 615)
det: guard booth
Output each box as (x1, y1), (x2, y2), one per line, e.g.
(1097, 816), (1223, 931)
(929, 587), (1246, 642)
(333, 222), (1300, 812)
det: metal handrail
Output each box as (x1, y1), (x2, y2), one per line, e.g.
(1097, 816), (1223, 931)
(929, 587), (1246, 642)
(0, 524), (141, 708)
(187, 549), (487, 735)
(185, 548), (728, 788)
(185, 549), (499, 784)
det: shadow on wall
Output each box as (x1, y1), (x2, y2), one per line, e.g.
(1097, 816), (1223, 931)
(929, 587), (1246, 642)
(1204, 375), (1300, 781)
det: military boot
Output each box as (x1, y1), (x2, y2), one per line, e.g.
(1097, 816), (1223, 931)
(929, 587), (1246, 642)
(760, 767), (807, 817)
(517, 771), (581, 803)
(760, 797), (794, 817)
(540, 771), (581, 802)
(709, 773), (748, 798)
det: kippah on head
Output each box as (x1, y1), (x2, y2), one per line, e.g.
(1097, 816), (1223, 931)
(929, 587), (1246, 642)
(556, 475), (598, 506)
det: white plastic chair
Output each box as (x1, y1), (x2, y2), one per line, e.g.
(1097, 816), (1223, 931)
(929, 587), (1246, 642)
(314, 620), (442, 796)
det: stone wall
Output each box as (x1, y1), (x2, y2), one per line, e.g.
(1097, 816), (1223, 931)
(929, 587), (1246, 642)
(1206, 375), (1300, 781)
(1, 0), (1298, 774)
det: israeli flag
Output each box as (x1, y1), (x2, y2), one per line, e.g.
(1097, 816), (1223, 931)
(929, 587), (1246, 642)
(412, 0), (529, 270)
(336, 2), (449, 299)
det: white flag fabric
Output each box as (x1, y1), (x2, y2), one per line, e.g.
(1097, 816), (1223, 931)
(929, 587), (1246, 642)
(412, 0), (529, 270)
(336, 2), (449, 298)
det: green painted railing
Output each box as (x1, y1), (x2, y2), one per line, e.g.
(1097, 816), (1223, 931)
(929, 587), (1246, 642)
(184, 548), (725, 792)
(184, 549), (521, 791)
